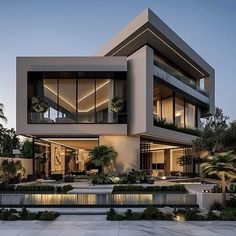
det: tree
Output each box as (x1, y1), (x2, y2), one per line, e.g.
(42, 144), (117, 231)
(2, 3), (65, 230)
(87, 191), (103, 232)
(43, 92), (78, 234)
(89, 145), (117, 174)
(0, 127), (20, 157)
(223, 121), (236, 152)
(0, 159), (25, 181)
(201, 151), (236, 206)
(192, 107), (229, 157)
(0, 103), (7, 127)
(21, 139), (32, 158)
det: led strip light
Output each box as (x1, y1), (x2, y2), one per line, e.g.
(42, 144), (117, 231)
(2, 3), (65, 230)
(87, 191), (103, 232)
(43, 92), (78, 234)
(111, 28), (205, 77)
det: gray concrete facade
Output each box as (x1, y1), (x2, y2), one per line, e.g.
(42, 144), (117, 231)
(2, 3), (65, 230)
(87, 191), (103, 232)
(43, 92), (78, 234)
(16, 8), (215, 172)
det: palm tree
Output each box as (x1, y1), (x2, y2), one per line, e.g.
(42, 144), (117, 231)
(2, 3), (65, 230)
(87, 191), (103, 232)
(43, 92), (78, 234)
(0, 103), (7, 126)
(201, 151), (236, 206)
(89, 145), (117, 174)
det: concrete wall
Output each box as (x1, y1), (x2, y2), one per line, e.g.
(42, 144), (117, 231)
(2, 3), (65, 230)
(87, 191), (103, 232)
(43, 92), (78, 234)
(127, 45), (196, 145)
(0, 157), (32, 176)
(16, 57), (127, 136)
(99, 135), (140, 173)
(128, 45), (152, 135)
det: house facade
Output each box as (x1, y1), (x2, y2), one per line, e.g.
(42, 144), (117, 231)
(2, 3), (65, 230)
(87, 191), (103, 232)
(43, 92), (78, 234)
(16, 9), (214, 178)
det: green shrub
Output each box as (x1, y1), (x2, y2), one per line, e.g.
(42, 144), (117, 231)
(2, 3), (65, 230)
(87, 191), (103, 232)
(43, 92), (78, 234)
(25, 212), (38, 220)
(8, 214), (19, 221)
(113, 185), (145, 193)
(185, 209), (204, 221)
(16, 185), (54, 192)
(106, 208), (116, 221)
(106, 208), (125, 221)
(125, 209), (133, 219)
(130, 212), (143, 220)
(9, 209), (18, 214)
(91, 174), (112, 185)
(113, 184), (186, 193)
(164, 213), (174, 220)
(112, 214), (124, 221)
(210, 201), (224, 211)
(56, 186), (62, 192)
(62, 185), (73, 193)
(227, 197), (236, 208)
(19, 207), (28, 220)
(142, 206), (164, 220)
(174, 209), (204, 221)
(0, 182), (15, 191)
(1, 209), (11, 220)
(220, 211), (236, 221)
(38, 211), (58, 221)
(207, 211), (220, 220)
(153, 117), (200, 136)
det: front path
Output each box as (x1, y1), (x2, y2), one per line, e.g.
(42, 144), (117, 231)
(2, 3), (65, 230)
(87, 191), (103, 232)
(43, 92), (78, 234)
(0, 215), (235, 236)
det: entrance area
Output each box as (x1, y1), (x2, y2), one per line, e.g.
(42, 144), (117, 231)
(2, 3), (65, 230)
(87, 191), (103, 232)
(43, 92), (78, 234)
(33, 138), (98, 177)
(140, 138), (197, 177)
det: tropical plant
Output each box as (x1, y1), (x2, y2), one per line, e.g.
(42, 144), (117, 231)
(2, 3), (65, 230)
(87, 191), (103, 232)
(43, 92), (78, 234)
(0, 127), (20, 157)
(110, 96), (125, 113)
(153, 116), (200, 136)
(31, 96), (48, 113)
(0, 103), (7, 126)
(0, 159), (25, 182)
(201, 151), (236, 206)
(89, 145), (117, 174)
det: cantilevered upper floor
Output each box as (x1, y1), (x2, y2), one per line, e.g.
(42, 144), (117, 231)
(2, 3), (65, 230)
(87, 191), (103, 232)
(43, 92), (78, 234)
(96, 8), (215, 115)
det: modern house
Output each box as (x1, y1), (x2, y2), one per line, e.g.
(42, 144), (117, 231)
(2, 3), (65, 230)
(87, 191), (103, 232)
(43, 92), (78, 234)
(16, 9), (214, 178)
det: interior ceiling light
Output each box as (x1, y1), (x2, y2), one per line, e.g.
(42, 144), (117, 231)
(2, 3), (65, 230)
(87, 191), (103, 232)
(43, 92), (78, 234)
(44, 80), (110, 112)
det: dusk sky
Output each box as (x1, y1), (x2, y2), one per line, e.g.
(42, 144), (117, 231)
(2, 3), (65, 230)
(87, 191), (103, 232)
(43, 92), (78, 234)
(0, 0), (235, 129)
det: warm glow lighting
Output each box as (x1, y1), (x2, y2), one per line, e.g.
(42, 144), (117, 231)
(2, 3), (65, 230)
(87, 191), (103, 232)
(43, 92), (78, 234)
(78, 99), (109, 112)
(44, 85), (76, 109)
(175, 214), (185, 222)
(78, 80), (110, 102)
(44, 83), (110, 113)
(111, 28), (205, 76)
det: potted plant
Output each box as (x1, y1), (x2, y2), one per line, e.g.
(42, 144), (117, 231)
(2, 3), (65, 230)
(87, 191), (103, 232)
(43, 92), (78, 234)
(31, 96), (48, 113)
(110, 96), (125, 113)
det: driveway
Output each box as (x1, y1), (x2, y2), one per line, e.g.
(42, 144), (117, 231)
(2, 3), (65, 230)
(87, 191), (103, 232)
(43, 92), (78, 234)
(0, 215), (235, 236)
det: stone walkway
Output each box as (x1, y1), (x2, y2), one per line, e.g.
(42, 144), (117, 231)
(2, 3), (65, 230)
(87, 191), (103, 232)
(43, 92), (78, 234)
(0, 215), (235, 236)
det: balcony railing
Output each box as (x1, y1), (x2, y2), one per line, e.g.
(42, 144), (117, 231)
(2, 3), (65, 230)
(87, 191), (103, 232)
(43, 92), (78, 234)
(154, 61), (209, 97)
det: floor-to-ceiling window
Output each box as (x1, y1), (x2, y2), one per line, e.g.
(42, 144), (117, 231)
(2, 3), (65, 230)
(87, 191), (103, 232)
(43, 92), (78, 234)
(153, 78), (197, 129)
(28, 71), (127, 124)
(140, 138), (196, 177)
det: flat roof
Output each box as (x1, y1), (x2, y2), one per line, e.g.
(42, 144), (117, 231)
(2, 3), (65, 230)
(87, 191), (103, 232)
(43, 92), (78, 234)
(96, 8), (214, 79)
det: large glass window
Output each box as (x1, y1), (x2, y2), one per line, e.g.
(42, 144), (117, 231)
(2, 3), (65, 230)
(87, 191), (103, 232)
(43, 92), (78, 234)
(96, 79), (110, 123)
(185, 102), (196, 128)
(153, 78), (197, 129)
(58, 78), (77, 123)
(28, 72), (127, 124)
(175, 96), (184, 128)
(153, 79), (173, 123)
(77, 79), (95, 123)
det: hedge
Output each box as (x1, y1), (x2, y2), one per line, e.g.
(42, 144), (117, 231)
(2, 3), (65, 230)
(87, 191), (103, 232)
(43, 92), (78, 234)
(112, 184), (186, 193)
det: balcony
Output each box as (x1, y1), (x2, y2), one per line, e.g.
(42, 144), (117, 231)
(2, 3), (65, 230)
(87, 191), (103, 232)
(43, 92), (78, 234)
(153, 65), (209, 106)
(153, 60), (209, 97)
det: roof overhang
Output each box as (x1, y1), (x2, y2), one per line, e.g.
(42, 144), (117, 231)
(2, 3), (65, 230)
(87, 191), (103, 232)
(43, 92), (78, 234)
(96, 8), (214, 80)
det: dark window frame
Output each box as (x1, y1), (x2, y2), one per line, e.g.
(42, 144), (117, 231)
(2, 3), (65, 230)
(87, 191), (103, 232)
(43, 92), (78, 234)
(27, 71), (127, 124)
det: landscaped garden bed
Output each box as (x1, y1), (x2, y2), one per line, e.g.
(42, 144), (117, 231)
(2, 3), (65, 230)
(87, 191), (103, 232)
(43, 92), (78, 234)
(91, 169), (152, 185)
(106, 205), (236, 221)
(112, 184), (186, 193)
(0, 182), (73, 193)
(0, 208), (59, 221)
